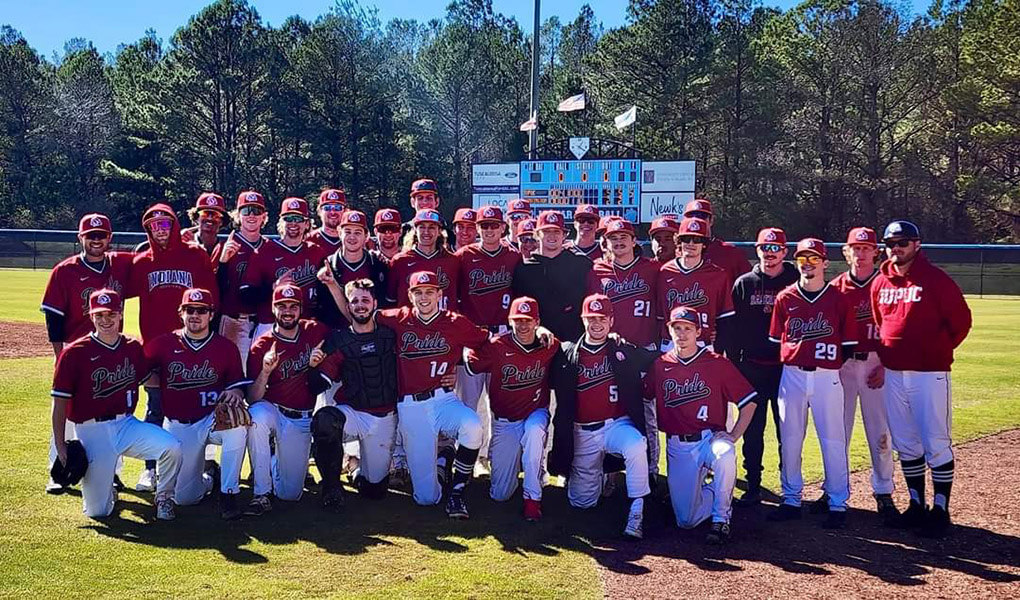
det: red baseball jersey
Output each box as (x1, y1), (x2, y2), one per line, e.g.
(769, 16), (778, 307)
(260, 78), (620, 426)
(386, 247), (461, 312)
(656, 259), (735, 344)
(574, 341), (625, 423)
(465, 332), (558, 420)
(705, 237), (752, 283)
(455, 243), (521, 327)
(144, 331), (249, 422)
(247, 320), (330, 411)
(769, 284), (858, 369)
(831, 270), (881, 353)
(644, 347), (756, 435)
(51, 334), (149, 423)
(217, 234), (265, 318)
(376, 307), (489, 396)
(587, 256), (660, 348)
(241, 239), (328, 323)
(41, 252), (132, 343)
(307, 228), (342, 253)
(128, 246), (218, 343)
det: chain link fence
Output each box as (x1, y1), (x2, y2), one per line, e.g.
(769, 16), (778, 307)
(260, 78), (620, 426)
(2, 229), (1019, 296)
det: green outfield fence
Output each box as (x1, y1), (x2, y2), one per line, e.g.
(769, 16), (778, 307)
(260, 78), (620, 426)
(2, 228), (1019, 296)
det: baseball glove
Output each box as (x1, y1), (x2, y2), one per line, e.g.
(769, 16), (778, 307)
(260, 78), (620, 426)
(213, 402), (252, 431)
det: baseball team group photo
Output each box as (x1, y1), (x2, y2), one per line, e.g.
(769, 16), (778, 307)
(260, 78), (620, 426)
(2, 0), (1020, 598)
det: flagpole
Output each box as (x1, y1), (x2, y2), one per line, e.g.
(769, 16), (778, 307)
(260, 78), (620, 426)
(528, 0), (541, 158)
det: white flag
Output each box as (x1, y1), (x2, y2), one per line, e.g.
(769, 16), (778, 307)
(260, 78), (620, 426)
(614, 106), (637, 129)
(557, 92), (586, 112)
(519, 116), (538, 132)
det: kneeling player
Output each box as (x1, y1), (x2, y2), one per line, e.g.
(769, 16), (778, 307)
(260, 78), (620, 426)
(307, 280), (399, 510)
(51, 289), (182, 520)
(645, 306), (758, 543)
(245, 283), (329, 513)
(145, 288), (251, 519)
(465, 297), (557, 521)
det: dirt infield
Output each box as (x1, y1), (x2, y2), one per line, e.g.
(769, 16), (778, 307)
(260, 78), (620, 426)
(0, 321), (52, 358)
(597, 429), (1020, 599)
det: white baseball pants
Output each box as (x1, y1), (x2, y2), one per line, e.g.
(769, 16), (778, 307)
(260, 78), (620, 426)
(883, 370), (953, 467)
(488, 408), (550, 502)
(247, 402), (311, 501)
(568, 416), (650, 509)
(455, 365), (491, 460)
(164, 413), (247, 504)
(839, 352), (894, 494)
(333, 404), (397, 484)
(219, 314), (255, 376)
(666, 430), (737, 527)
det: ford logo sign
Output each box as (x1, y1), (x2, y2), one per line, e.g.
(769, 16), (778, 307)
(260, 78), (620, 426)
(505, 172), (518, 179)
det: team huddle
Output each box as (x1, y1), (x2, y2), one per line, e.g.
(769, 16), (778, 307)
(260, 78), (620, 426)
(42, 179), (972, 543)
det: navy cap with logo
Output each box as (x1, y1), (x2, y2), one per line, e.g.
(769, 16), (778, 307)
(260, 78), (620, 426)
(883, 220), (921, 240)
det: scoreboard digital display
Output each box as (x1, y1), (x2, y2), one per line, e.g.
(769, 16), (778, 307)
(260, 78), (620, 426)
(520, 159), (642, 222)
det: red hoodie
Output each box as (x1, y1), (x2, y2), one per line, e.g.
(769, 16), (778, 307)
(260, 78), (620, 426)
(870, 252), (971, 371)
(126, 204), (218, 342)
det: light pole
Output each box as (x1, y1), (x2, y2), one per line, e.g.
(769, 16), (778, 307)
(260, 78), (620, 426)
(528, 0), (541, 157)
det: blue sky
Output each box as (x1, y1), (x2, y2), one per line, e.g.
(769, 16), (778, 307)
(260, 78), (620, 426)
(3, 0), (934, 60)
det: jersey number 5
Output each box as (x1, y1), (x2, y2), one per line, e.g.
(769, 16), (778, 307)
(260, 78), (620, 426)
(609, 385), (619, 403)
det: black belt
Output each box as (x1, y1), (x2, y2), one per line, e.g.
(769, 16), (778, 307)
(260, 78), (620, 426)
(850, 352), (870, 361)
(579, 420), (606, 432)
(495, 416), (523, 424)
(408, 386), (453, 402)
(670, 433), (703, 443)
(95, 413), (125, 423)
(277, 405), (313, 419)
(795, 366), (817, 372)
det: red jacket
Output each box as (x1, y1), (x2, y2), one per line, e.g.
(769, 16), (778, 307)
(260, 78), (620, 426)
(705, 237), (751, 284)
(870, 252), (971, 371)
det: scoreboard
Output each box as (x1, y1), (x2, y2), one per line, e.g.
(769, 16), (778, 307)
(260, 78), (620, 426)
(520, 160), (642, 222)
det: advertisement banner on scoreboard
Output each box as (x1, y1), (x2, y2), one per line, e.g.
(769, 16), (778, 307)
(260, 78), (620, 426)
(641, 161), (696, 193)
(471, 163), (522, 209)
(640, 192), (696, 222)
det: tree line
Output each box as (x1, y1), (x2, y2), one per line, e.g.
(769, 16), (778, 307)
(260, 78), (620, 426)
(0, 0), (1017, 241)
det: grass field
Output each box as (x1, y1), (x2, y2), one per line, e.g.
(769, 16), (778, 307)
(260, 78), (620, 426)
(1, 268), (1018, 598)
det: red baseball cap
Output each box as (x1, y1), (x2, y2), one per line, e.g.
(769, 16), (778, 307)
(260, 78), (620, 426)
(318, 188), (348, 207)
(756, 227), (787, 246)
(180, 288), (214, 309)
(574, 204), (599, 221)
(454, 208), (477, 224)
(846, 227), (877, 247)
(683, 199), (713, 217)
(273, 283), (303, 305)
(536, 211), (566, 231)
(281, 197), (310, 218)
(237, 190), (265, 210)
(477, 205), (504, 223)
(374, 208), (402, 229)
(78, 213), (112, 235)
(195, 193), (227, 215)
(410, 178), (439, 196)
(597, 215), (622, 235)
(408, 270), (440, 290)
(340, 210), (368, 231)
(509, 296), (540, 320)
(678, 217), (711, 238)
(795, 238), (827, 258)
(604, 219), (635, 237)
(88, 289), (122, 314)
(516, 218), (537, 238)
(648, 216), (679, 236)
(507, 199), (531, 216)
(667, 305), (701, 327)
(581, 294), (613, 318)
(413, 209), (442, 226)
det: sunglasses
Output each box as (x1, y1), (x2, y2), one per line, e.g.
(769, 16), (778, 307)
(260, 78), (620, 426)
(282, 215), (307, 223)
(796, 255), (824, 265)
(757, 244), (784, 253)
(678, 235), (706, 244)
(884, 238), (916, 249)
(320, 204), (345, 212)
(376, 227), (400, 235)
(83, 231), (109, 241)
(198, 210), (223, 221)
(687, 211), (711, 220)
(575, 217), (598, 225)
(508, 213), (528, 221)
(479, 222), (503, 230)
(239, 206), (265, 216)
(520, 237), (537, 244)
(149, 219), (173, 231)
(182, 307), (210, 315)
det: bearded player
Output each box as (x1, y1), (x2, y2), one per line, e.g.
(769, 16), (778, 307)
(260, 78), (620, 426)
(465, 297), (557, 521)
(215, 191), (268, 370)
(308, 188), (348, 252)
(51, 289), (182, 520)
(144, 288), (250, 520)
(644, 306), (758, 544)
(245, 283), (331, 514)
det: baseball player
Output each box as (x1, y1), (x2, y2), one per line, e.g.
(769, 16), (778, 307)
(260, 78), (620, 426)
(767, 238), (858, 529)
(567, 204), (601, 260)
(245, 283), (331, 513)
(215, 191), (268, 371)
(656, 217), (734, 351)
(144, 288), (250, 519)
(505, 199), (532, 249)
(317, 209), (389, 329)
(183, 193), (229, 255)
(240, 197), (328, 341)
(682, 199), (751, 283)
(464, 297), (558, 521)
(452, 208), (478, 252)
(644, 306), (758, 544)
(41, 213), (132, 493)
(514, 219), (538, 259)
(51, 289), (182, 520)
(829, 227), (897, 521)
(307, 188), (348, 252)
(127, 204), (218, 492)
(387, 209), (461, 312)
(399, 178), (454, 249)
(871, 220), (971, 537)
(548, 294), (657, 539)
(648, 216), (679, 266)
(372, 208), (403, 261)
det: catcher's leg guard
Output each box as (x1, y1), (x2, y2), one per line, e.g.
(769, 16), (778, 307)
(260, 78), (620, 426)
(355, 474), (389, 500)
(312, 407), (346, 496)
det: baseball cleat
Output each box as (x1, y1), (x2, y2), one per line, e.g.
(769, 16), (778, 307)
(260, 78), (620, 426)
(343, 455), (361, 479)
(822, 509), (847, 530)
(623, 499), (644, 540)
(733, 488), (761, 508)
(920, 505), (951, 538)
(135, 468), (156, 492)
(809, 493), (830, 515)
(705, 521), (731, 545)
(46, 478), (66, 495)
(602, 473), (617, 498)
(523, 498), (542, 522)
(875, 494), (900, 526)
(389, 467), (410, 490)
(892, 501), (928, 529)
(321, 486), (345, 512)
(155, 496), (176, 521)
(244, 494), (273, 517)
(220, 493), (242, 520)
(446, 493), (469, 519)
(113, 475), (125, 492)
(767, 503), (802, 522)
